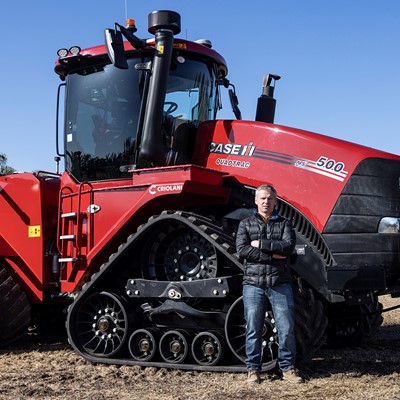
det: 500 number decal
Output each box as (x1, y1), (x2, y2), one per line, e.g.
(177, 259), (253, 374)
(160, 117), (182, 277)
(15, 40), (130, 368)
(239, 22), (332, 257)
(294, 155), (348, 182)
(316, 156), (345, 172)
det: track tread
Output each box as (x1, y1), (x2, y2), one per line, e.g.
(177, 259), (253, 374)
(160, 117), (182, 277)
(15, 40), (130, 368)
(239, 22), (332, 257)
(326, 296), (384, 347)
(66, 210), (245, 370)
(66, 209), (329, 371)
(0, 264), (31, 346)
(294, 278), (328, 365)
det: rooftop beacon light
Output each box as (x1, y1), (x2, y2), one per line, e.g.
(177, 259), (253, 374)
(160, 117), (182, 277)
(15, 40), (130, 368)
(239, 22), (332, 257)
(125, 18), (137, 32)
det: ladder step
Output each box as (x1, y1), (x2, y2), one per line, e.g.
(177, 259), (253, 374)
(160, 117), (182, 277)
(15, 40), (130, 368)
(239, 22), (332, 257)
(61, 212), (78, 219)
(59, 234), (76, 240)
(58, 257), (77, 263)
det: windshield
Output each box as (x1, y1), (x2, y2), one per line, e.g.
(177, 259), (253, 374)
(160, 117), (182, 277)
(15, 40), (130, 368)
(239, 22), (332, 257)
(164, 56), (217, 122)
(64, 54), (218, 182)
(64, 58), (143, 181)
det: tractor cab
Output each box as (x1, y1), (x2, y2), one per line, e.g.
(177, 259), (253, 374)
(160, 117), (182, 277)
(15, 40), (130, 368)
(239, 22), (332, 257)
(55, 11), (228, 182)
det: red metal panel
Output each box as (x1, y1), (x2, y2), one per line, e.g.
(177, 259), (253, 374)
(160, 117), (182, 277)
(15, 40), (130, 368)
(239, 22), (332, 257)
(55, 39), (227, 77)
(58, 165), (229, 292)
(193, 120), (400, 231)
(77, 39), (227, 67)
(0, 173), (60, 302)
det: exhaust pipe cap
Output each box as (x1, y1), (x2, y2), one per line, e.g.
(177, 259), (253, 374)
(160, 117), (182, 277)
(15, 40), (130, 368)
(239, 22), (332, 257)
(148, 10), (181, 35)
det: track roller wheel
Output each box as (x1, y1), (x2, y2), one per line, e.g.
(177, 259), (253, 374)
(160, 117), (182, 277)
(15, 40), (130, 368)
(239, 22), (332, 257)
(225, 296), (278, 369)
(69, 291), (130, 357)
(159, 330), (189, 363)
(191, 331), (222, 366)
(128, 328), (158, 361)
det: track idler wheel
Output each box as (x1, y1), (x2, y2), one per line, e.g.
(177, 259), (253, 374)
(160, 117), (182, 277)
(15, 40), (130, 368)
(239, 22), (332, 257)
(128, 329), (158, 361)
(191, 331), (222, 366)
(224, 296), (278, 370)
(159, 330), (189, 364)
(69, 291), (130, 357)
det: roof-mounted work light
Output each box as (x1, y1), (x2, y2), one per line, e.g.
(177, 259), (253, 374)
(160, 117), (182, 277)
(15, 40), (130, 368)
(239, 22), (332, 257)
(69, 46), (81, 56)
(57, 46), (81, 59)
(57, 48), (69, 58)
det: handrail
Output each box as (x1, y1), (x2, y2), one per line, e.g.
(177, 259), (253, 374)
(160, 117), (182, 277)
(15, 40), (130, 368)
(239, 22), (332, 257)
(76, 181), (94, 254)
(56, 185), (74, 254)
(55, 83), (66, 157)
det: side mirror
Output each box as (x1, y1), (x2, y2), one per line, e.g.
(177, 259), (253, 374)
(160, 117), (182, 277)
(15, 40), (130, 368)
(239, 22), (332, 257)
(218, 78), (242, 120)
(104, 29), (128, 69)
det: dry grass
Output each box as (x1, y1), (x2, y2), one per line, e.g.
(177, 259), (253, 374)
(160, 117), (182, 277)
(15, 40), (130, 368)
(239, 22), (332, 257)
(0, 296), (399, 400)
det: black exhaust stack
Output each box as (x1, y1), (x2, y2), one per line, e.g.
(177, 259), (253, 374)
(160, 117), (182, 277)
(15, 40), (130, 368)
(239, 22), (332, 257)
(139, 10), (186, 166)
(255, 74), (281, 124)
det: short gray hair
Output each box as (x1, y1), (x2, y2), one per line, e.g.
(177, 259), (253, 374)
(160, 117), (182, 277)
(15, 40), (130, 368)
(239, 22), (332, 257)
(255, 184), (277, 197)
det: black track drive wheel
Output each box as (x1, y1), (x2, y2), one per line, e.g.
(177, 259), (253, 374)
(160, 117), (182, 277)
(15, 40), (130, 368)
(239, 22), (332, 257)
(0, 263), (31, 346)
(142, 221), (218, 281)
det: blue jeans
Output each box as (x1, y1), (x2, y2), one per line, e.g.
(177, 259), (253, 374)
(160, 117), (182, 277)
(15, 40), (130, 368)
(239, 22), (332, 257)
(242, 283), (296, 372)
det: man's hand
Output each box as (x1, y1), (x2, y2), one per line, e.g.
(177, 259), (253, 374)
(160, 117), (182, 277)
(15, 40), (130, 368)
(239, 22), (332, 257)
(251, 240), (286, 259)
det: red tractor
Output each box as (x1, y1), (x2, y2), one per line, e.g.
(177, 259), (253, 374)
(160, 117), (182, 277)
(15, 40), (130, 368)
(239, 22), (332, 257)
(0, 10), (399, 370)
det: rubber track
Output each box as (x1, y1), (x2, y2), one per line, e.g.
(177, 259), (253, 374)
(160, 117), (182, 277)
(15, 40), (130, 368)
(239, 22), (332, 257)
(294, 278), (328, 365)
(326, 297), (384, 347)
(0, 264), (31, 347)
(66, 211), (274, 372)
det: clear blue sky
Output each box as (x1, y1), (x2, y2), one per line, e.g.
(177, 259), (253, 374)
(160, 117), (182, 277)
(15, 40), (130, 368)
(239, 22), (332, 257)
(1, 1), (399, 173)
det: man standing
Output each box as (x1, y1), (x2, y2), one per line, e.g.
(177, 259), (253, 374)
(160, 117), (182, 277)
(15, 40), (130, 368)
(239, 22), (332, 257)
(235, 184), (302, 384)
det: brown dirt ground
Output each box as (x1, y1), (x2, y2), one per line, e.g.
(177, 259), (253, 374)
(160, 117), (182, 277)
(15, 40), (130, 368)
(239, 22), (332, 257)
(0, 296), (399, 400)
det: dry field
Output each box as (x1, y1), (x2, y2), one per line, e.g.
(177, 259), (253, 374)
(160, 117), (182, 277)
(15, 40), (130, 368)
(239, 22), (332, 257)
(0, 295), (399, 400)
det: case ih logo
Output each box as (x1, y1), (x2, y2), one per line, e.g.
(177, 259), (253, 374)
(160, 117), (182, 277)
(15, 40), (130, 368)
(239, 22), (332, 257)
(148, 183), (183, 195)
(209, 141), (256, 157)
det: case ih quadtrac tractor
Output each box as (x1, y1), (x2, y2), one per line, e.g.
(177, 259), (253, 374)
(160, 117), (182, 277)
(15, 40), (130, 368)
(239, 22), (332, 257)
(1, 10), (399, 371)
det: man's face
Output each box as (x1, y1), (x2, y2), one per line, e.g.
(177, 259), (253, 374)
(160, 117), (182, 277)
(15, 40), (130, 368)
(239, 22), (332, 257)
(255, 189), (277, 217)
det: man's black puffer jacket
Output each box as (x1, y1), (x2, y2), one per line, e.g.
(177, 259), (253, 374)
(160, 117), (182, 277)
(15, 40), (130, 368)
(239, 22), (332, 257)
(236, 211), (296, 288)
